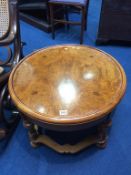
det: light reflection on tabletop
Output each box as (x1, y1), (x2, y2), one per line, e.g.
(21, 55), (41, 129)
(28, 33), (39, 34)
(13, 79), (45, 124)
(83, 71), (95, 80)
(58, 79), (77, 105)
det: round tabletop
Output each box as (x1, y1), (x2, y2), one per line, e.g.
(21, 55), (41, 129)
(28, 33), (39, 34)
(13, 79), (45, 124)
(8, 45), (126, 125)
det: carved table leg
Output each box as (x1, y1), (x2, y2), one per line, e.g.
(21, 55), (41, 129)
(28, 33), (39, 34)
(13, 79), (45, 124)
(23, 118), (40, 148)
(96, 118), (112, 148)
(29, 125), (41, 148)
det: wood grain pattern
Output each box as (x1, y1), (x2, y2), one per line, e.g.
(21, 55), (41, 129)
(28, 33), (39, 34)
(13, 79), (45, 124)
(8, 45), (126, 125)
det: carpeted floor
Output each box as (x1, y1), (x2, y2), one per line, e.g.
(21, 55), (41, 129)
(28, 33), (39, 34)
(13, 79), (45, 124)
(0, 0), (131, 174)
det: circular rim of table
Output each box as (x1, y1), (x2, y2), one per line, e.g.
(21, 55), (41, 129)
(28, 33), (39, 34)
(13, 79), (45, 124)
(8, 45), (127, 125)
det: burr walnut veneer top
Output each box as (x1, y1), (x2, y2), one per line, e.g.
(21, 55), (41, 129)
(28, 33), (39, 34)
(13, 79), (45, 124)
(8, 45), (126, 125)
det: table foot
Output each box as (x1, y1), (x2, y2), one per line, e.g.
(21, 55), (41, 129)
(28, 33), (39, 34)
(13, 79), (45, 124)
(30, 141), (40, 148)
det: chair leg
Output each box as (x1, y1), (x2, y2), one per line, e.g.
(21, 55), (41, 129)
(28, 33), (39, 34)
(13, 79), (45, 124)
(85, 0), (89, 31)
(64, 6), (70, 29)
(84, 6), (87, 31)
(0, 85), (19, 140)
(80, 7), (85, 44)
(49, 3), (55, 39)
(21, 41), (26, 58)
(0, 88), (9, 140)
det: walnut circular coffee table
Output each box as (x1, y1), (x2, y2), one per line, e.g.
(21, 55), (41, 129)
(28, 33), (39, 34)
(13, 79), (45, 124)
(8, 45), (126, 154)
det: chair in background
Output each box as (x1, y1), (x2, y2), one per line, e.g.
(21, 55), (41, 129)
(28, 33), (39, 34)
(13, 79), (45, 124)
(49, 0), (90, 44)
(0, 0), (23, 139)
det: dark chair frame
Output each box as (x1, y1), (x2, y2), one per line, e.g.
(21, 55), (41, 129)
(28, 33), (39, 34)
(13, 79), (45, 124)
(49, 0), (89, 44)
(0, 0), (23, 139)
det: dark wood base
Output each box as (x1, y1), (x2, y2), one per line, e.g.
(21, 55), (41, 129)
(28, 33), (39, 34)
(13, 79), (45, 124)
(23, 118), (112, 154)
(20, 12), (51, 33)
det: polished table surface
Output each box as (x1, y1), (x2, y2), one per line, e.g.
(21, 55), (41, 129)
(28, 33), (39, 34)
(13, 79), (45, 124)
(8, 45), (126, 126)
